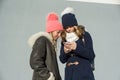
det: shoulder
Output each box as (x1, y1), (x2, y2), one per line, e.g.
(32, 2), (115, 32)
(36, 36), (48, 44)
(28, 32), (52, 48)
(83, 31), (93, 42)
(84, 31), (91, 37)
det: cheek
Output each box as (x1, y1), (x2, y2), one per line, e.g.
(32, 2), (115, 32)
(55, 34), (60, 38)
(53, 34), (59, 40)
(71, 28), (75, 32)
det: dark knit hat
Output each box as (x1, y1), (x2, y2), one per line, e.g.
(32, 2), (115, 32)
(61, 7), (78, 29)
(62, 13), (78, 28)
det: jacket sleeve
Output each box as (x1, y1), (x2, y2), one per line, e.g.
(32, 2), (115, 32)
(59, 43), (70, 63)
(73, 32), (95, 61)
(30, 37), (50, 79)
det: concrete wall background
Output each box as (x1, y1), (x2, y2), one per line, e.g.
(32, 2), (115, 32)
(0, 0), (120, 80)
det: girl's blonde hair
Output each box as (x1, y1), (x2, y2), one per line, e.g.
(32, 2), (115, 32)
(49, 32), (57, 48)
(61, 25), (85, 42)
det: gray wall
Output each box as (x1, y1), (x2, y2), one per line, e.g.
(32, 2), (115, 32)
(0, 0), (120, 80)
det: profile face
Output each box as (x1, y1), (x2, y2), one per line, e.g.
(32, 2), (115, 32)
(52, 30), (62, 40)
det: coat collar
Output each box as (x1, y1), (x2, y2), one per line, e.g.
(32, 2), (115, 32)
(28, 32), (52, 48)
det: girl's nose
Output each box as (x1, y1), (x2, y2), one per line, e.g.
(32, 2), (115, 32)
(66, 27), (71, 32)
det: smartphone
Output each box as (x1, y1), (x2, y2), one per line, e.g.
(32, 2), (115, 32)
(63, 42), (71, 45)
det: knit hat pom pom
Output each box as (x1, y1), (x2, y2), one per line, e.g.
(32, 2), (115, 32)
(61, 7), (74, 17)
(47, 12), (58, 21)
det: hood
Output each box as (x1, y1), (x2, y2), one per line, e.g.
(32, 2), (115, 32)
(28, 32), (52, 48)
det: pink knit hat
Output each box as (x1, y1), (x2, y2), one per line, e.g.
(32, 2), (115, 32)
(46, 12), (63, 32)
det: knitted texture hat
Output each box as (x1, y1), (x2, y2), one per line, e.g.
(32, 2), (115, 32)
(61, 7), (78, 29)
(46, 12), (63, 32)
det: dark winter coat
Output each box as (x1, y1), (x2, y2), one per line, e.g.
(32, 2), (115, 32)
(28, 32), (61, 80)
(59, 31), (95, 80)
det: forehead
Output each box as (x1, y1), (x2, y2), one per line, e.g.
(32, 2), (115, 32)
(53, 30), (62, 33)
(65, 26), (74, 29)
